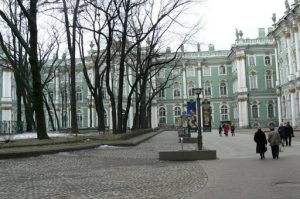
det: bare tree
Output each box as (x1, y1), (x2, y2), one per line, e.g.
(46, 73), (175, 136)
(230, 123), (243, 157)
(0, 0), (49, 139)
(61, 0), (82, 134)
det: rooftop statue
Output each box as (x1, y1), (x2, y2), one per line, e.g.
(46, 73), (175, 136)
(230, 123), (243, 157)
(235, 28), (239, 40)
(272, 13), (276, 24)
(239, 30), (243, 39)
(197, 42), (201, 52)
(285, 0), (290, 10)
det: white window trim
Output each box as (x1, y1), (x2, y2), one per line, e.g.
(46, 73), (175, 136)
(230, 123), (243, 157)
(219, 65), (227, 75)
(219, 81), (227, 96)
(187, 66), (195, 77)
(264, 55), (272, 66)
(249, 73), (258, 89)
(203, 66), (211, 76)
(248, 55), (256, 67)
(265, 73), (273, 89)
(220, 104), (229, 121)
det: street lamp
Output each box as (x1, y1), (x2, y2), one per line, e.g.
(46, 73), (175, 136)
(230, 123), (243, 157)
(87, 95), (93, 127)
(193, 88), (203, 150)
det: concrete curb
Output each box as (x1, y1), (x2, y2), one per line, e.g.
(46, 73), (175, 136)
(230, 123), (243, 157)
(159, 150), (217, 161)
(0, 131), (161, 159)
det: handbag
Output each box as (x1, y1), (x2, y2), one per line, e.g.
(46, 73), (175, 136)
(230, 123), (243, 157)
(264, 145), (267, 152)
(280, 146), (284, 152)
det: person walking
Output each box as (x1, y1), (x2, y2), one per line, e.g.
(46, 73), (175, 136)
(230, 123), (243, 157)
(285, 122), (294, 146)
(231, 124), (235, 136)
(278, 123), (286, 147)
(218, 124), (222, 136)
(224, 124), (229, 136)
(254, 128), (267, 160)
(268, 127), (282, 159)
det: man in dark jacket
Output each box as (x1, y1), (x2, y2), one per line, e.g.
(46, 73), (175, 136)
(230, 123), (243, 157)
(278, 123), (286, 147)
(285, 122), (294, 146)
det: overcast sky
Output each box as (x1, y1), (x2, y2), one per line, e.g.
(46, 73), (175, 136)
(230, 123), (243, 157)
(187, 0), (287, 51)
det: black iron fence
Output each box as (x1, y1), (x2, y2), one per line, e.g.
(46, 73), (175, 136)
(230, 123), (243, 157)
(0, 121), (24, 134)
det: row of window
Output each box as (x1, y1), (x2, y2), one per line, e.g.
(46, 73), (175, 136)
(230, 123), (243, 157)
(158, 102), (275, 124)
(159, 56), (272, 79)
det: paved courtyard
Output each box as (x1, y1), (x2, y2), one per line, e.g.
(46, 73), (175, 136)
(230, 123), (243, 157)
(0, 130), (300, 199)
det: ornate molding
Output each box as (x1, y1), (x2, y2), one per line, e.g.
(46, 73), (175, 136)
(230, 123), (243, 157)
(234, 55), (245, 60)
(292, 26), (298, 32)
(238, 95), (248, 102)
(288, 87), (296, 93)
(284, 32), (291, 38)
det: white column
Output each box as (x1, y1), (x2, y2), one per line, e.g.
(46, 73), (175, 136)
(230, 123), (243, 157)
(238, 99), (249, 128)
(151, 104), (158, 128)
(274, 40), (282, 124)
(55, 70), (59, 103)
(182, 61), (187, 100)
(129, 105), (133, 128)
(197, 62), (202, 88)
(1, 70), (12, 122)
(293, 26), (300, 77)
(109, 106), (112, 129)
(290, 91), (296, 126)
(285, 31), (295, 77)
(236, 53), (247, 93)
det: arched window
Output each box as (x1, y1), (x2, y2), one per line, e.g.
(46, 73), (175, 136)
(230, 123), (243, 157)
(174, 106), (181, 125)
(48, 90), (54, 101)
(62, 111), (68, 128)
(252, 102), (258, 119)
(187, 66), (195, 77)
(220, 81), (227, 96)
(221, 105), (228, 121)
(249, 56), (255, 66)
(61, 89), (68, 102)
(264, 56), (271, 66)
(188, 81), (195, 97)
(173, 83), (181, 97)
(204, 81), (212, 96)
(76, 87), (82, 101)
(296, 92), (300, 118)
(249, 71), (257, 89)
(101, 89), (107, 99)
(268, 101), (274, 118)
(203, 65), (211, 76)
(104, 110), (108, 127)
(265, 70), (273, 89)
(158, 89), (165, 98)
(77, 110), (82, 128)
(159, 107), (166, 124)
(219, 65), (226, 75)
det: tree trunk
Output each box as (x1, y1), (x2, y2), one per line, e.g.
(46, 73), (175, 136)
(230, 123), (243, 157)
(28, 1), (48, 139)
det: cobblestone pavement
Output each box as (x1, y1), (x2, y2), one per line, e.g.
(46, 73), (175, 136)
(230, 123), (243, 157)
(0, 131), (207, 199)
(1, 130), (300, 199)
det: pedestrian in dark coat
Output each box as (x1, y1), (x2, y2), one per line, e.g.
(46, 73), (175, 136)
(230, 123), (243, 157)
(268, 127), (282, 159)
(278, 123), (286, 147)
(218, 124), (222, 136)
(231, 124), (235, 136)
(285, 122), (294, 146)
(254, 128), (267, 160)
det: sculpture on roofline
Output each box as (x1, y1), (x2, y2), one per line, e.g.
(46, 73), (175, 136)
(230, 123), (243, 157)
(272, 13), (276, 24)
(235, 28), (239, 40)
(239, 30), (243, 39)
(285, 0), (290, 11)
(197, 42), (201, 52)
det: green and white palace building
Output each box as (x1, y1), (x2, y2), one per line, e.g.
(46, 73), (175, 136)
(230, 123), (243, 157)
(1, 1), (300, 131)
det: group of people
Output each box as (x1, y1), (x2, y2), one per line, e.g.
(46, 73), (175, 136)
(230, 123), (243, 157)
(254, 122), (295, 160)
(219, 123), (235, 136)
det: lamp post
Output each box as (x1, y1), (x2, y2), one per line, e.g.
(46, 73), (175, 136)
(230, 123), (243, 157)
(87, 95), (93, 127)
(193, 88), (203, 150)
